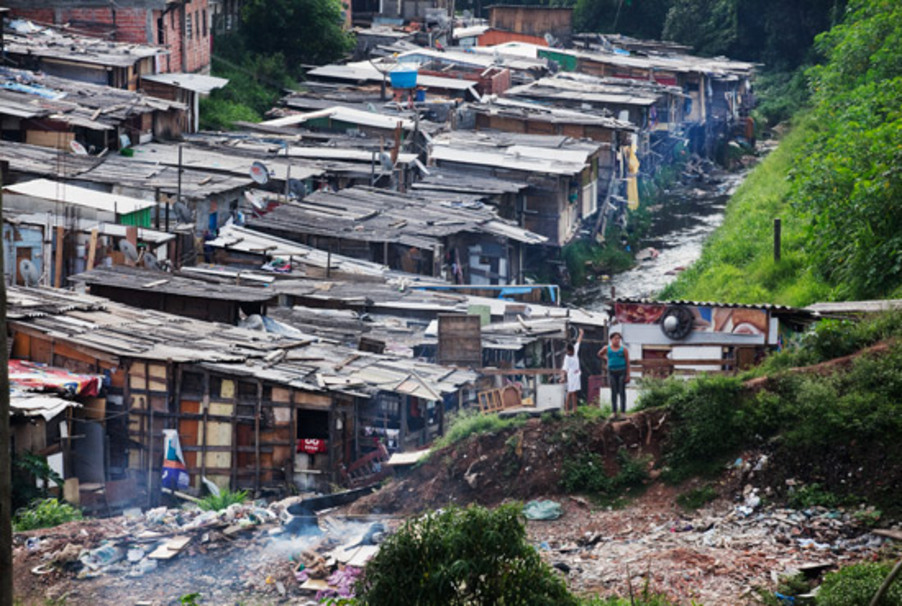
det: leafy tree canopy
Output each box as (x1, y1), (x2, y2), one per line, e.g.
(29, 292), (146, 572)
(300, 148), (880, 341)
(240, 0), (354, 72)
(662, 0), (846, 68)
(792, 0), (902, 299)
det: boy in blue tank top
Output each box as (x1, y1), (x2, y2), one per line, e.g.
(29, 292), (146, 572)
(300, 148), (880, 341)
(598, 331), (630, 418)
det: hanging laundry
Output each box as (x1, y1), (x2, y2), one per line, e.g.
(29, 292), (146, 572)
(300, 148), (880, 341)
(161, 429), (190, 491)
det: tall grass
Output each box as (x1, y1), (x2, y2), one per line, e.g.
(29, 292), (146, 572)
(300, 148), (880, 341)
(432, 410), (528, 450)
(660, 116), (830, 306)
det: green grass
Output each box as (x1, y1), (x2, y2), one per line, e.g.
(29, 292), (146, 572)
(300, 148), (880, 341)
(659, 115), (831, 306)
(431, 410), (529, 450)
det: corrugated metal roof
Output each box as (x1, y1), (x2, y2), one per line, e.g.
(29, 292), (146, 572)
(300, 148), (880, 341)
(260, 106), (416, 131)
(247, 186), (546, 247)
(5, 179), (157, 215)
(10, 392), (80, 421)
(140, 73), (229, 94)
(207, 224), (391, 277)
(69, 266), (280, 303)
(615, 297), (814, 315)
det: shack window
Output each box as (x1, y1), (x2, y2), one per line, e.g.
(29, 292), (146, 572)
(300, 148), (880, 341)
(202, 9), (208, 37)
(238, 381), (258, 401)
(186, 13), (193, 39)
(181, 371), (204, 395)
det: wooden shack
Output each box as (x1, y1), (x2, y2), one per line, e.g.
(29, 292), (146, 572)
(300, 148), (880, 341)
(6, 286), (475, 503)
(69, 266), (277, 324)
(428, 132), (605, 247)
(246, 186), (547, 285)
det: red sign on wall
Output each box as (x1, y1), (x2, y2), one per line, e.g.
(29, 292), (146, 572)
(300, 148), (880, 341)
(297, 439), (328, 454)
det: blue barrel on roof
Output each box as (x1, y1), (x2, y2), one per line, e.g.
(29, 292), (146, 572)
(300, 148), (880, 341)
(390, 68), (418, 89)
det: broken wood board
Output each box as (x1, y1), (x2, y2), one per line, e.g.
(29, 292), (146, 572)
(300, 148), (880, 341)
(328, 543), (380, 567)
(148, 535), (192, 559)
(874, 529), (902, 541)
(300, 579), (331, 592)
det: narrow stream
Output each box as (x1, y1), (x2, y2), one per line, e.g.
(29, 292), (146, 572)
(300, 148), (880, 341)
(575, 169), (748, 309)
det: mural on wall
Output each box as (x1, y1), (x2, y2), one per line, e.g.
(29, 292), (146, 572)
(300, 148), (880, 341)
(614, 303), (768, 337)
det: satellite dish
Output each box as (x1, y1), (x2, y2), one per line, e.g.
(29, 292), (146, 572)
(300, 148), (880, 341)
(143, 252), (160, 270)
(19, 259), (40, 287)
(288, 178), (306, 199)
(118, 240), (139, 263)
(660, 305), (694, 340)
(173, 201), (194, 224)
(70, 140), (88, 155)
(250, 161), (270, 185)
(244, 190), (266, 212)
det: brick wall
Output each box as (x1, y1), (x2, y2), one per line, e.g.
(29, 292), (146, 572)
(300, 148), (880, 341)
(9, 3), (211, 75)
(9, 9), (56, 25)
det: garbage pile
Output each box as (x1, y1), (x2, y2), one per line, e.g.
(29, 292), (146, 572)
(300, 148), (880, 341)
(524, 491), (896, 606)
(14, 497), (392, 605)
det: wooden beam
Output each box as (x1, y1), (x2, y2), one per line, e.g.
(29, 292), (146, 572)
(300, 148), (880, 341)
(54, 226), (65, 288)
(86, 228), (99, 270)
(125, 226), (138, 267)
(481, 368), (560, 376)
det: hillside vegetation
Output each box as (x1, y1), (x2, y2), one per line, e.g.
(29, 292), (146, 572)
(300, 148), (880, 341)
(662, 0), (902, 304)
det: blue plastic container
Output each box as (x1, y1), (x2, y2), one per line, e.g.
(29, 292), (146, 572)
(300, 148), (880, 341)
(390, 69), (417, 89)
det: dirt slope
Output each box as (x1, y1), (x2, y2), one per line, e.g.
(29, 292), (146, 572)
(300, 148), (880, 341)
(350, 409), (670, 516)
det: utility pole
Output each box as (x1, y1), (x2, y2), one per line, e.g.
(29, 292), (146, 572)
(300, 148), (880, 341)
(1, 159), (13, 606)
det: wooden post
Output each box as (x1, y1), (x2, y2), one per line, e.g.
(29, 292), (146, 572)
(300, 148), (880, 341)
(254, 381), (262, 495)
(86, 228), (99, 270)
(125, 226), (138, 267)
(0, 158), (13, 606)
(773, 218), (781, 262)
(200, 373), (209, 482)
(54, 225), (65, 288)
(326, 245), (332, 279)
(146, 405), (154, 508)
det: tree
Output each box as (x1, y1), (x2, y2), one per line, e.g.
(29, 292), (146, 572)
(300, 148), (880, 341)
(663, 0), (738, 56)
(240, 0), (354, 73)
(663, 0), (847, 67)
(792, 0), (902, 299)
(574, 0), (674, 39)
(355, 504), (578, 605)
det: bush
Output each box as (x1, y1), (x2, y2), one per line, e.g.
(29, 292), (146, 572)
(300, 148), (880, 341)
(12, 452), (63, 511)
(432, 410), (527, 450)
(660, 375), (744, 473)
(818, 561), (902, 606)
(197, 488), (249, 512)
(561, 449), (649, 498)
(676, 485), (718, 511)
(787, 483), (838, 509)
(355, 504), (578, 605)
(13, 498), (82, 531)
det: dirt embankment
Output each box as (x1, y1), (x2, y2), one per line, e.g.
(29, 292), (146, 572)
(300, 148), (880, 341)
(351, 408), (670, 516)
